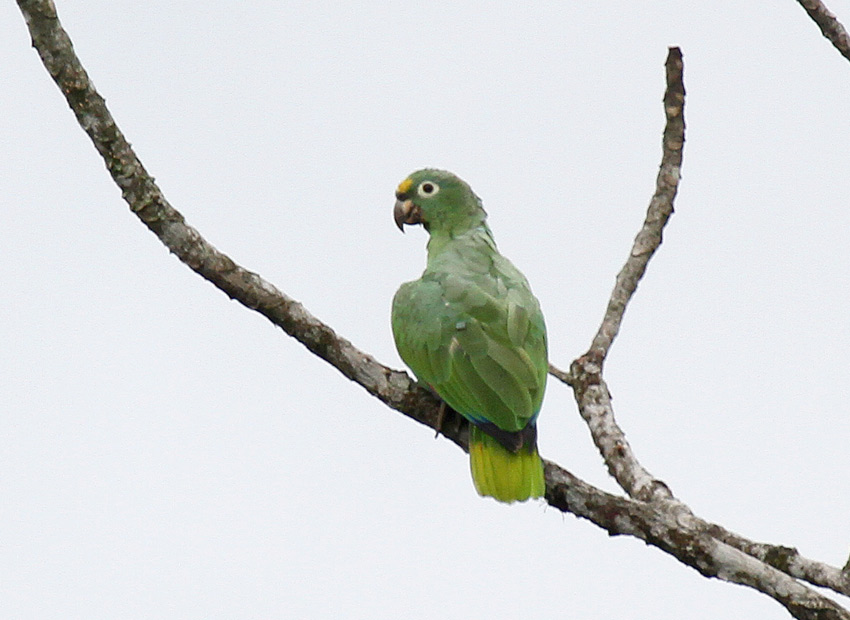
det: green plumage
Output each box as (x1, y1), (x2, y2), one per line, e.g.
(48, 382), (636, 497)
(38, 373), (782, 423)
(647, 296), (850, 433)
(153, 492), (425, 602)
(391, 169), (547, 503)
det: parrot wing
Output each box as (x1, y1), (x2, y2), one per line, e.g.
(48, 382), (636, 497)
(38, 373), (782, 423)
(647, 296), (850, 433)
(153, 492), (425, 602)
(392, 264), (546, 434)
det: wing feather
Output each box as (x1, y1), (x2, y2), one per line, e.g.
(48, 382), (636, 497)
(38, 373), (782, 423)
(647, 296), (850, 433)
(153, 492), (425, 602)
(469, 353), (533, 428)
(447, 345), (514, 424)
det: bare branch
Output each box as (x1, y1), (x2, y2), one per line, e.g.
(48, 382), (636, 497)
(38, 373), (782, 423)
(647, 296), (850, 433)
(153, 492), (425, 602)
(560, 346), (850, 596)
(587, 47), (684, 361)
(556, 45), (850, 605)
(16, 3), (849, 616)
(568, 47), (685, 504)
(570, 354), (677, 502)
(15, 0), (467, 449)
(556, 47), (685, 501)
(545, 463), (850, 620)
(706, 526), (850, 596)
(797, 0), (850, 62)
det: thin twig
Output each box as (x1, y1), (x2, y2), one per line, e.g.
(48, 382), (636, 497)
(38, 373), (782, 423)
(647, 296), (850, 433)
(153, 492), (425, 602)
(797, 0), (850, 62)
(15, 3), (850, 616)
(548, 362), (574, 386)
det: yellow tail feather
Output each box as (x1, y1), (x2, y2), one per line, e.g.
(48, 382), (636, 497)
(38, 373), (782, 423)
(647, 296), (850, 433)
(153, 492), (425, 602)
(469, 425), (545, 503)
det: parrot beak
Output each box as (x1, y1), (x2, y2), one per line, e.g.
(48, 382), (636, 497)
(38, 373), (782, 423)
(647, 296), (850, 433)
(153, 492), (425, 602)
(393, 198), (422, 231)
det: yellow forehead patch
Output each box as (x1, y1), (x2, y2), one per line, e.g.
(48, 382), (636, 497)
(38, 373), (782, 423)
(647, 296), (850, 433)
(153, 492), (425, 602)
(396, 178), (413, 194)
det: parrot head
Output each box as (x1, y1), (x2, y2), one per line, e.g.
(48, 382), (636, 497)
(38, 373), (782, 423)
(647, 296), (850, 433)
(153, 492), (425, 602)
(394, 169), (487, 236)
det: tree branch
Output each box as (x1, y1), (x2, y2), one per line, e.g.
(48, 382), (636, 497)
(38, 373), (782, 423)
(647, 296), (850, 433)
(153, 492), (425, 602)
(14, 0), (460, 447)
(560, 47), (685, 505)
(796, 0), (850, 584)
(549, 45), (850, 611)
(587, 48), (684, 361)
(16, 2), (849, 617)
(546, 463), (850, 620)
(797, 0), (850, 62)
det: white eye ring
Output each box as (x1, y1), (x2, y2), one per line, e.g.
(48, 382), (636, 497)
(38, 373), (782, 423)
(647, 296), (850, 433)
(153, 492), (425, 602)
(417, 181), (440, 197)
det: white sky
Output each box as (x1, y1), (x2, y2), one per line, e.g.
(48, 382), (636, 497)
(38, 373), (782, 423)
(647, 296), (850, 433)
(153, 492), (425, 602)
(3, 1), (850, 618)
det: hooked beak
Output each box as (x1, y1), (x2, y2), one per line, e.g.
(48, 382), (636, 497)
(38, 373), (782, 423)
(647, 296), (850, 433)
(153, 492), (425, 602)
(393, 198), (422, 231)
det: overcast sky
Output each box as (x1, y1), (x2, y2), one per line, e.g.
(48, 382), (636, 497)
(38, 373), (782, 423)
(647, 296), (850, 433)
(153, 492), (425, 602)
(3, 1), (850, 618)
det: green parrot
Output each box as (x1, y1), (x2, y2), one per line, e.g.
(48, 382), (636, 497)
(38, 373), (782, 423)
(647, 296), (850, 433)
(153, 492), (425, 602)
(391, 169), (547, 503)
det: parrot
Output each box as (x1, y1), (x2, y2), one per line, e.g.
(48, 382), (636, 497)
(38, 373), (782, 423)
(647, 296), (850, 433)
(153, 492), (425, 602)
(391, 169), (547, 503)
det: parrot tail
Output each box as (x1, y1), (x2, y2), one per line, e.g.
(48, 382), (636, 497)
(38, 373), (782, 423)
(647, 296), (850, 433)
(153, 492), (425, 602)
(468, 424), (545, 503)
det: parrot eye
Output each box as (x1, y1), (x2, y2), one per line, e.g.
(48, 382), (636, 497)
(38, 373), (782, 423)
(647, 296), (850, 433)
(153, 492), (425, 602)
(417, 181), (439, 197)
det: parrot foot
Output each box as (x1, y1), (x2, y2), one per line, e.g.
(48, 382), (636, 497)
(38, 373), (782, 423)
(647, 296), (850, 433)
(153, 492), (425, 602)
(434, 401), (446, 439)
